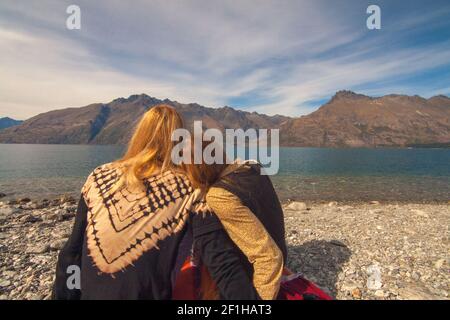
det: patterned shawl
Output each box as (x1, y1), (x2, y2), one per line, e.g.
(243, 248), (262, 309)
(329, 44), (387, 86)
(81, 162), (206, 274)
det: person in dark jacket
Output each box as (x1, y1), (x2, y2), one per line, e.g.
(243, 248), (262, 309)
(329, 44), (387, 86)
(183, 143), (286, 300)
(52, 105), (259, 300)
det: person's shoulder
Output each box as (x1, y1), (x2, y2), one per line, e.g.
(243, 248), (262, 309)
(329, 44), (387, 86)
(84, 161), (117, 177)
(158, 168), (191, 186)
(231, 160), (262, 177)
(224, 161), (271, 191)
(247, 162), (262, 174)
(82, 162), (119, 194)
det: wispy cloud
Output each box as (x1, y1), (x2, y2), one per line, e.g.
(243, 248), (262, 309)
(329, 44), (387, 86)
(0, 0), (449, 119)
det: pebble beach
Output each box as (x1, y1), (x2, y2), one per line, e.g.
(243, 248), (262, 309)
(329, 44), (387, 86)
(0, 196), (448, 300)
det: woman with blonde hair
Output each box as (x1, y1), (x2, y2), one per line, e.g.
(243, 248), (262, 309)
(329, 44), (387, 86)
(52, 104), (259, 300)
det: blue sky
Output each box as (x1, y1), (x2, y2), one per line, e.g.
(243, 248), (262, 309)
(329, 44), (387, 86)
(0, 0), (449, 119)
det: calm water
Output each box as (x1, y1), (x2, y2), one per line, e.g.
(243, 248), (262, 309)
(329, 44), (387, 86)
(0, 144), (449, 202)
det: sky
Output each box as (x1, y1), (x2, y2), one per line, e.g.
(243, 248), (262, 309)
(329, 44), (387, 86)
(0, 0), (449, 120)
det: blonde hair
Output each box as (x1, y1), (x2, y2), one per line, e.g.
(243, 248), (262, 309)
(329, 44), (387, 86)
(116, 104), (184, 189)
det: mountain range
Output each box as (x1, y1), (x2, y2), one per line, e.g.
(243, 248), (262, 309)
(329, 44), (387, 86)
(0, 117), (23, 130)
(281, 91), (450, 147)
(0, 91), (449, 147)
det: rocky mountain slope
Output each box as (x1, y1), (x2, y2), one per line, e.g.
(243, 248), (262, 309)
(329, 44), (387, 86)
(0, 94), (288, 145)
(280, 91), (450, 147)
(0, 91), (449, 147)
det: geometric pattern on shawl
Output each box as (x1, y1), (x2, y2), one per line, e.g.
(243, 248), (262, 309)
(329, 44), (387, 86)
(81, 162), (208, 274)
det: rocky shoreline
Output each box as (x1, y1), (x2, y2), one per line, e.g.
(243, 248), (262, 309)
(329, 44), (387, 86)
(0, 196), (448, 300)
(283, 201), (449, 300)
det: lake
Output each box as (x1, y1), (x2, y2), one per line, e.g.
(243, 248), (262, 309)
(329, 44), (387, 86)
(0, 144), (449, 202)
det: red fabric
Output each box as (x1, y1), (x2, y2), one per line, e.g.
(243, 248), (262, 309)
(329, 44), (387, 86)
(277, 273), (333, 300)
(173, 262), (333, 300)
(172, 258), (198, 300)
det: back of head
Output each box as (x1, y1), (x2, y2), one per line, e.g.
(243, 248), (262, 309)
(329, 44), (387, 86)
(117, 104), (184, 188)
(182, 140), (229, 193)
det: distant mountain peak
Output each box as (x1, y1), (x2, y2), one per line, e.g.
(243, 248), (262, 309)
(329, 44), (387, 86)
(429, 94), (450, 100)
(111, 93), (160, 105)
(0, 117), (23, 130)
(128, 93), (150, 101)
(281, 90), (450, 147)
(332, 90), (369, 100)
(380, 94), (430, 105)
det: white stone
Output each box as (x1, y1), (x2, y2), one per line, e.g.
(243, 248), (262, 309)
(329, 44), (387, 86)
(366, 264), (382, 290)
(0, 280), (11, 288)
(328, 201), (338, 207)
(374, 290), (385, 298)
(0, 207), (20, 216)
(434, 258), (446, 269)
(286, 201), (307, 211)
(341, 281), (358, 292)
(411, 209), (429, 218)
